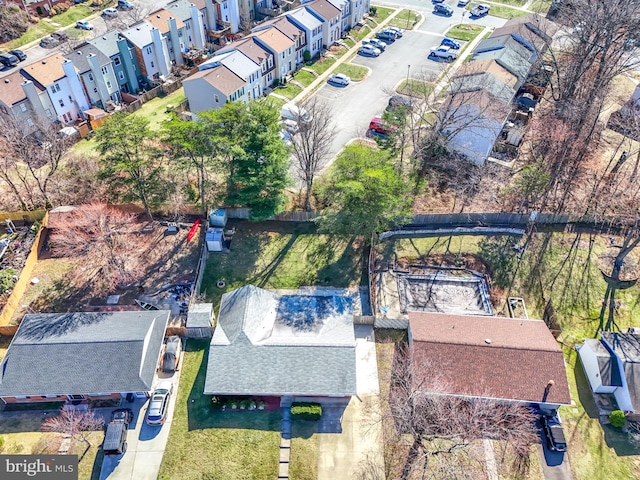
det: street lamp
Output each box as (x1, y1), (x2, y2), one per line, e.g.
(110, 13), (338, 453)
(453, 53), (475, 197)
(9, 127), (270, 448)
(406, 64), (411, 89)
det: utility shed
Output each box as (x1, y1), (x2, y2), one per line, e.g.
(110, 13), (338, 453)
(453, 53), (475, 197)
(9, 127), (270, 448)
(209, 208), (227, 227)
(186, 303), (215, 338)
(205, 228), (224, 252)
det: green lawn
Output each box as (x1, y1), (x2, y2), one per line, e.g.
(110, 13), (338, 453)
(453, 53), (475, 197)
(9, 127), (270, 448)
(51, 5), (93, 26)
(371, 5), (394, 22)
(307, 56), (337, 76)
(466, 3), (529, 19)
(293, 69), (317, 87)
(200, 222), (365, 306)
(333, 64), (369, 82)
(1, 22), (57, 50)
(158, 340), (282, 480)
(290, 420), (318, 480)
(387, 9), (420, 30)
(528, 0), (551, 13)
(396, 79), (433, 98)
(264, 95), (287, 110)
(486, 0), (527, 7)
(445, 23), (485, 41)
(349, 25), (372, 42)
(133, 88), (186, 131)
(275, 82), (303, 100)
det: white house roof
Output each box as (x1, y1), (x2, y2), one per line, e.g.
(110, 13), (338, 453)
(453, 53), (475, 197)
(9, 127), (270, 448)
(287, 7), (323, 31)
(122, 21), (155, 49)
(201, 50), (260, 79)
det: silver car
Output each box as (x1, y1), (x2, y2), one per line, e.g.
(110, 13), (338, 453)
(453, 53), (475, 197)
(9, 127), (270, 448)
(328, 73), (351, 86)
(145, 380), (173, 426)
(358, 45), (381, 57)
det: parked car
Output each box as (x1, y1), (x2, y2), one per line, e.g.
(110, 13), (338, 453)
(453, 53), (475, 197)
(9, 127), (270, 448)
(8, 49), (26, 61)
(433, 4), (454, 16)
(51, 31), (69, 41)
(76, 20), (94, 30)
(327, 73), (350, 86)
(376, 30), (397, 41)
(161, 335), (182, 373)
(103, 422), (127, 456)
(40, 36), (60, 48)
(73, 0), (88, 4)
(433, 0), (445, 4)
(369, 116), (397, 135)
(441, 37), (461, 49)
(145, 380), (173, 426)
(102, 7), (118, 17)
(386, 26), (404, 37)
(363, 38), (386, 51)
(429, 45), (458, 61)
(516, 93), (537, 111)
(0, 53), (19, 68)
(358, 44), (381, 57)
(458, 0), (471, 5)
(111, 408), (134, 425)
(118, 0), (134, 9)
(470, 4), (490, 17)
(541, 414), (567, 452)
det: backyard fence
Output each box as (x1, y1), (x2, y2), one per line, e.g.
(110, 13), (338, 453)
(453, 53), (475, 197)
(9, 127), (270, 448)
(122, 80), (184, 114)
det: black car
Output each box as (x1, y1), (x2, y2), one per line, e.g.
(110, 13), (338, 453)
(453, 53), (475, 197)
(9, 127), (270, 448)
(541, 415), (567, 452)
(434, 4), (454, 16)
(51, 30), (69, 42)
(8, 50), (26, 62)
(111, 408), (134, 426)
(0, 53), (19, 68)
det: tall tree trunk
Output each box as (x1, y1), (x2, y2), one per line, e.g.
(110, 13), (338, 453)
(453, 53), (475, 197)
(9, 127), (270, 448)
(401, 435), (423, 480)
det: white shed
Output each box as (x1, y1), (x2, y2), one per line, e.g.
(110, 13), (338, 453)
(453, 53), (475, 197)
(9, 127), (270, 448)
(205, 228), (225, 252)
(578, 339), (621, 394)
(209, 208), (227, 227)
(186, 303), (215, 338)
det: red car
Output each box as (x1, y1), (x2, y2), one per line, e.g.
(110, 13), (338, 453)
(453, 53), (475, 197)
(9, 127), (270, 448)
(369, 116), (397, 135)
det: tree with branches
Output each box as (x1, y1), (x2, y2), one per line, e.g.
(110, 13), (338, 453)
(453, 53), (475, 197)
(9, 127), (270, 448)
(41, 409), (104, 449)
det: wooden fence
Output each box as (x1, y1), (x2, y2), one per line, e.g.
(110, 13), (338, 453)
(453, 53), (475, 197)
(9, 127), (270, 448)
(0, 212), (49, 334)
(122, 80), (184, 114)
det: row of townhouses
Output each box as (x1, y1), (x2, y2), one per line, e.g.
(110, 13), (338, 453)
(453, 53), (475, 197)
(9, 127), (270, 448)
(0, 0), (368, 132)
(183, 0), (370, 113)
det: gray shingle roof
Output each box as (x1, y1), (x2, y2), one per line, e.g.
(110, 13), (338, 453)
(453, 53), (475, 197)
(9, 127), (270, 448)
(204, 285), (357, 396)
(89, 31), (124, 59)
(450, 73), (516, 105)
(472, 37), (534, 83)
(601, 332), (640, 410)
(186, 303), (214, 328)
(65, 43), (112, 74)
(122, 21), (155, 49)
(0, 311), (170, 397)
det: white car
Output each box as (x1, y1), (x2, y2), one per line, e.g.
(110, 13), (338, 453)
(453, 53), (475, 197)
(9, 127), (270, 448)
(76, 20), (94, 30)
(358, 45), (381, 57)
(328, 73), (350, 86)
(429, 45), (457, 61)
(102, 7), (118, 17)
(386, 26), (404, 38)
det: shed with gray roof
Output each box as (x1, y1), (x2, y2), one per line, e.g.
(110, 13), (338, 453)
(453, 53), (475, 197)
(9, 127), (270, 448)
(0, 311), (170, 401)
(204, 285), (357, 398)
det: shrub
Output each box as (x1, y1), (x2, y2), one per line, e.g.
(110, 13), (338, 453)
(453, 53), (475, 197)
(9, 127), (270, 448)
(290, 402), (322, 421)
(211, 396), (223, 410)
(369, 6), (377, 16)
(303, 50), (311, 63)
(610, 410), (626, 428)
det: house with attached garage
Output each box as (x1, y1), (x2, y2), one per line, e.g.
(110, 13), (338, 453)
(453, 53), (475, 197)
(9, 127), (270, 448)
(204, 285), (357, 402)
(0, 311), (170, 405)
(408, 312), (571, 410)
(578, 329), (640, 418)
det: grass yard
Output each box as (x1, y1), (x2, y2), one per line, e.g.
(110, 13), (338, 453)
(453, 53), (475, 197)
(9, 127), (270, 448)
(275, 82), (303, 100)
(264, 95), (287, 110)
(387, 9), (420, 30)
(348, 25), (372, 42)
(293, 69), (317, 87)
(396, 78), (433, 98)
(200, 221), (365, 306)
(290, 420), (318, 480)
(445, 23), (485, 41)
(134, 88), (187, 131)
(469, 4), (529, 19)
(308, 56), (337, 76)
(333, 63), (369, 81)
(51, 5), (93, 26)
(528, 0), (552, 13)
(371, 6), (394, 22)
(486, 0), (527, 7)
(1, 22), (57, 50)
(158, 340), (281, 480)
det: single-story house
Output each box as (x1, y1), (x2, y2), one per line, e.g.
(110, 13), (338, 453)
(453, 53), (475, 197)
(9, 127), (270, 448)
(204, 285), (357, 401)
(579, 330), (640, 416)
(408, 312), (571, 410)
(0, 310), (170, 404)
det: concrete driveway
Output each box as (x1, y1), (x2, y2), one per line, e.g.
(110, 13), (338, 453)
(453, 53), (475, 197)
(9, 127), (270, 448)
(536, 419), (573, 480)
(99, 370), (182, 480)
(355, 325), (380, 395)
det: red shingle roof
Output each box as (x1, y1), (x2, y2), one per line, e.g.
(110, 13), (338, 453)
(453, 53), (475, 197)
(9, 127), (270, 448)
(409, 312), (571, 405)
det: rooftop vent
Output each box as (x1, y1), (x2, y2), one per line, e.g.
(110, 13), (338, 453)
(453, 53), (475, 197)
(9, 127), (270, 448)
(4, 79), (9, 84)
(484, 338), (491, 344)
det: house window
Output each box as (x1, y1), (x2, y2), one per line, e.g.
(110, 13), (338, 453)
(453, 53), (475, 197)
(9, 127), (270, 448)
(101, 66), (109, 75)
(114, 56), (121, 66)
(118, 71), (125, 80)
(93, 88), (98, 93)
(214, 94), (219, 103)
(146, 46), (152, 55)
(59, 99), (65, 107)
(88, 73), (94, 81)
(51, 83), (60, 94)
(20, 103), (27, 112)
(151, 61), (155, 68)
(26, 118), (34, 127)
(107, 81), (112, 89)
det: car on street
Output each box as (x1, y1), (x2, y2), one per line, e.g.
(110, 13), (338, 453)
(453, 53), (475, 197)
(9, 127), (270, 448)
(102, 7), (118, 17)
(8, 50), (26, 61)
(118, 0), (134, 9)
(0, 53), (19, 68)
(358, 44), (381, 57)
(429, 45), (458, 61)
(363, 38), (386, 51)
(111, 408), (134, 425)
(51, 30), (69, 41)
(376, 29), (397, 41)
(541, 414), (567, 452)
(161, 335), (182, 373)
(369, 115), (397, 135)
(458, 0), (471, 5)
(470, 4), (490, 17)
(441, 37), (461, 49)
(146, 380), (173, 426)
(76, 20), (94, 30)
(328, 73), (350, 86)
(40, 36), (61, 48)
(433, 0), (445, 3)
(433, 4), (454, 16)
(386, 26), (404, 37)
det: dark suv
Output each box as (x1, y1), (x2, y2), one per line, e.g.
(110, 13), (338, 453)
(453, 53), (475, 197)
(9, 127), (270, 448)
(0, 53), (19, 68)
(541, 414), (567, 452)
(434, 4), (454, 16)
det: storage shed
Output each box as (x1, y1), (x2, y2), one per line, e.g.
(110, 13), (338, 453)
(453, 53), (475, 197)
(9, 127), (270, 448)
(205, 228), (225, 252)
(209, 208), (227, 227)
(186, 303), (215, 338)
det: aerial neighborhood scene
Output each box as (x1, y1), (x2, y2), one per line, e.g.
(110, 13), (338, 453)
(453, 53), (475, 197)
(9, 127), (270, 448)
(1, 0), (640, 477)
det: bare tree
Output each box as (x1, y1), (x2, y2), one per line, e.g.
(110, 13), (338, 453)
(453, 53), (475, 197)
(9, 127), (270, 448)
(48, 203), (142, 294)
(41, 409), (104, 449)
(388, 343), (537, 480)
(291, 98), (336, 210)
